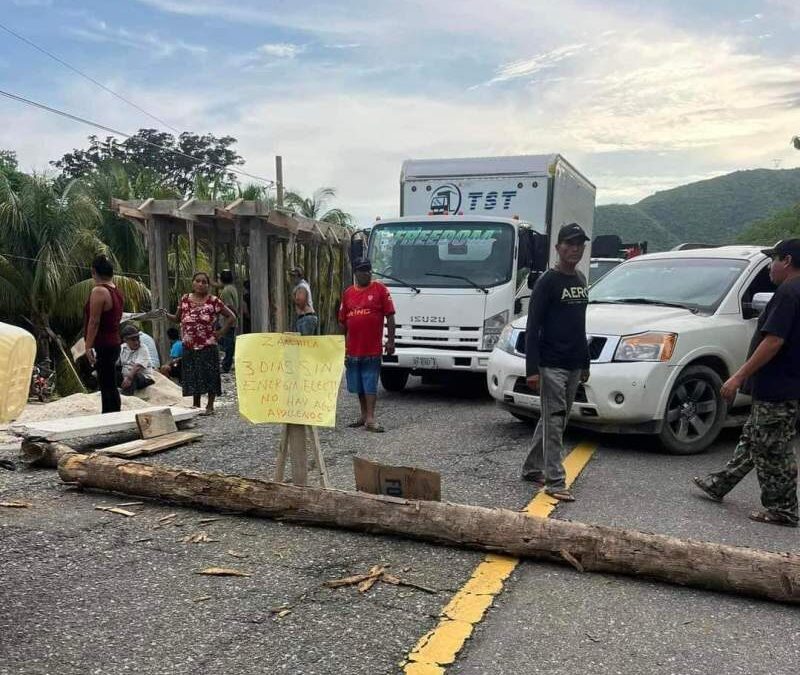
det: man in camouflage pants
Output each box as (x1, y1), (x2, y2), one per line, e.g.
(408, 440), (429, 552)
(693, 239), (800, 527)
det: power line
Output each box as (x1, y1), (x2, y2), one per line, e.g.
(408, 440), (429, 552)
(0, 21), (182, 133)
(0, 88), (275, 186)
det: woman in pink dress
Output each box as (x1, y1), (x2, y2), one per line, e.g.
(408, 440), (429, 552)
(167, 272), (236, 415)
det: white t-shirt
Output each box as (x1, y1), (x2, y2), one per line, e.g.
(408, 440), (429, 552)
(138, 332), (161, 368)
(119, 344), (152, 379)
(293, 280), (314, 313)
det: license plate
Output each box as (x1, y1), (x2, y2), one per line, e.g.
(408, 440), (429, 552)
(412, 357), (437, 369)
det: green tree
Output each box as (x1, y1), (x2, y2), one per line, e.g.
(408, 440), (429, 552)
(0, 171), (149, 360)
(285, 187), (353, 226)
(736, 203), (800, 245)
(53, 129), (244, 196)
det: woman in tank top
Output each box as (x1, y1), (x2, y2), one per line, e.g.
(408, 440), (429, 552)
(84, 255), (124, 413)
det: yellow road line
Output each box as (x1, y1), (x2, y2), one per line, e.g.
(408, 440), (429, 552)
(403, 442), (597, 675)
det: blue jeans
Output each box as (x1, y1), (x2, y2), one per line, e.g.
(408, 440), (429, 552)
(219, 332), (235, 372)
(295, 313), (319, 336)
(345, 356), (381, 395)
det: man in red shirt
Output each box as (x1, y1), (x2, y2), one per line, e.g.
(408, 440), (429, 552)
(338, 258), (396, 432)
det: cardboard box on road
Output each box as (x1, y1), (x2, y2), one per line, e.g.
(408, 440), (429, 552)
(353, 457), (441, 501)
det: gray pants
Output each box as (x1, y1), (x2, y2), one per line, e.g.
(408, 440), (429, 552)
(522, 367), (581, 490)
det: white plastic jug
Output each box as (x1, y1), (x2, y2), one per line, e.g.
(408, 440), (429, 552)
(0, 322), (36, 423)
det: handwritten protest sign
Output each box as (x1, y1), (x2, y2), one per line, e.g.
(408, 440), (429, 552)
(234, 334), (345, 427)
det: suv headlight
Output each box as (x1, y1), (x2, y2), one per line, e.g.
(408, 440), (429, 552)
(494, 323), (516, 354)
(482, 310), (509, 350)
(614, 332), (677, 362)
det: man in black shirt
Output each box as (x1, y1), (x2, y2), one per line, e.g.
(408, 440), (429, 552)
(694, 239), (800, 526)
(522, 223), (590, 501)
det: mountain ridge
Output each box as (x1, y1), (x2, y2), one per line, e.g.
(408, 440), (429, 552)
(594, 167), (800, 251)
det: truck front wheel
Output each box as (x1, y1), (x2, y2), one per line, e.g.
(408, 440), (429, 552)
(380, 368), (409, 392)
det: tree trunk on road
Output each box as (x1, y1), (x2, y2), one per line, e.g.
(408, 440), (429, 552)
(58, 453), (800, 604)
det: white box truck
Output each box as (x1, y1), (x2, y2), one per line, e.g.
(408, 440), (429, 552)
(361, 154), (595, 391)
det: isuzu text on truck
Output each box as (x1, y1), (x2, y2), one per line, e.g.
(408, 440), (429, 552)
(355, 154), (595, 392)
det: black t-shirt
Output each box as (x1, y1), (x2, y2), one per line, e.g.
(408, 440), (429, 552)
(525, 268), (589, 375)
(748, 276), (800, 402)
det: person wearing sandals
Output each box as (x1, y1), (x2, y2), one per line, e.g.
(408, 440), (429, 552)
(693, 239), (800, 527)
(338, 258), (396, 433)
(167, 272), (236, 416)
(521, 224), (591, 502)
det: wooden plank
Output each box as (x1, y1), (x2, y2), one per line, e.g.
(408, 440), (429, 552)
(136, 408), (177, 439)
(98, 430), (202, 458)
(9, 406), (199, 441)
(274, 425), (288, 483)
(187, 220), (197, 271)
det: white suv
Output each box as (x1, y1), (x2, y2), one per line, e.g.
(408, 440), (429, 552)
(488, 246), (775, 454)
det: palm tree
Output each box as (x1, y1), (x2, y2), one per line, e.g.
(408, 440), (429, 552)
(0, 171), (149, 361)
(85, 161), (181, 276)
(284, 187), (354, 227)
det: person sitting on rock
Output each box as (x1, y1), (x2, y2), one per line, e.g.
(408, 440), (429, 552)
(118, 324), (155, 396)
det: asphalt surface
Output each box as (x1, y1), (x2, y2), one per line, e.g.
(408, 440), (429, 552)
(1, 374), (799, 674)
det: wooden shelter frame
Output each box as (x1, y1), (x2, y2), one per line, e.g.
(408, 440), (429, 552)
(111, 198), (352, 356)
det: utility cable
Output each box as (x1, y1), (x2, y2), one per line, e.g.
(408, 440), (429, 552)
(0, 20), (182, 133)
(0, 88), (275, 186)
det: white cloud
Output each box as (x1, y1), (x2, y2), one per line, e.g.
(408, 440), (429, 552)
(69, 19), (207, 58)
(487, 44), (587, 85)
(258, 43), (305, 59)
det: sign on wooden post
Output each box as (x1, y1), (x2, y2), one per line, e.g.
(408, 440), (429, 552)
(234, 333), (344, 487)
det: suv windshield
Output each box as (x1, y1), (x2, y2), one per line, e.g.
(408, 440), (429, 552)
(368, 221), (515, 289)
(589, 257), (749, 314)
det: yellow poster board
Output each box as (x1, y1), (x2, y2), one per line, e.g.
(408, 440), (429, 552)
(234, 333), (345, 427)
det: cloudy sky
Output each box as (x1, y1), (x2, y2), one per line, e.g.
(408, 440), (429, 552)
(2, 0), (800, 224)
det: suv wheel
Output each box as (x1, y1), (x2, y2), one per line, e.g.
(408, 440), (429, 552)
(380, 368), (409, 392)
(659, 365), (725, 455)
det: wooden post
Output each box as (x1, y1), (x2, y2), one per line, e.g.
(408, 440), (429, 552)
(268, 237), (287, 332)
(276, 155), (284, 209)
(210, 222), (218, 278)
(59, 453), (800, 605)
(146, 217), (170, 360)
(248, 219), (270, 333)
(187, 221), (197, 272)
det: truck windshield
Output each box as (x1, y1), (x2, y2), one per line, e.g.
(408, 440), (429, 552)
(368, 221), (515, 289)
(589, 257), (749, 314)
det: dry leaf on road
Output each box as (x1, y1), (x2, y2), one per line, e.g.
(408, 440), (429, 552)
(95, 505), (135, 517)
(195, 567), (252, 577)
(0, 501), (31, 508)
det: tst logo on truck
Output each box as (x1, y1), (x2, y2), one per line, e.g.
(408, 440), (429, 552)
(466, 191), (517, 211)
(427, 184), (518, 213)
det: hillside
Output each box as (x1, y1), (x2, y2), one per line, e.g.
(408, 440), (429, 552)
(594, 168), (800, 251)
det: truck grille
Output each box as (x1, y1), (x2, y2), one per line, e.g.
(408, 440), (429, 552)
(513, 332), (607, 361)
(394, 324), (482, 350)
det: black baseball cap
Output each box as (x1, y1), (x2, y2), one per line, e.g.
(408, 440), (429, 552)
(761, 239), (800, 260)
(353, 257), (372, 271)
(557, 223), (590, 244)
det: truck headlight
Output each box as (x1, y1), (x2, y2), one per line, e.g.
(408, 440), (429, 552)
(614, 332), (677, 362)
(482, 310), (509, 350)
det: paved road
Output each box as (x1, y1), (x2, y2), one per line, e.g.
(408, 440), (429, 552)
(1, 375), (798, 674)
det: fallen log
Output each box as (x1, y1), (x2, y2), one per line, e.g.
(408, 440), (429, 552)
(21, 440), (76, 468)
(58, 453), (800, 604)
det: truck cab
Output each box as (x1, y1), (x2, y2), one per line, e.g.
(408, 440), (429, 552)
(358, 154), (595, 392)
(366, 215), (535, 390)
